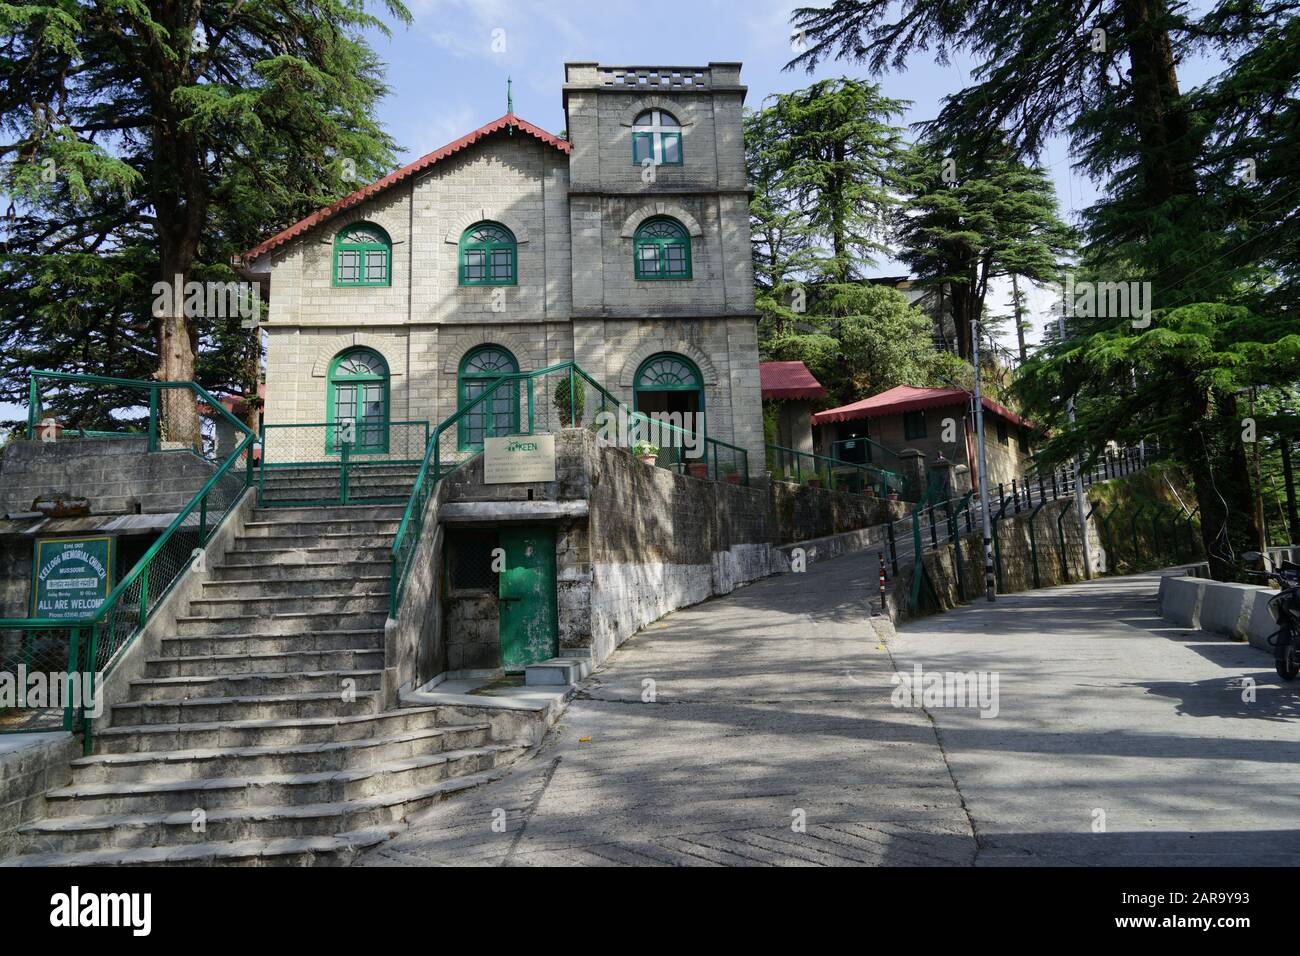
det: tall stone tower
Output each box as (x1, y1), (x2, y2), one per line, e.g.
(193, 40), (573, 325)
(561, 63), (764, 477)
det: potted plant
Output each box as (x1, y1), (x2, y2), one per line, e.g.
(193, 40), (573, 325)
(554, 375), (586, 427)
(722, 463), (740, 485)
(687, 460), (709, 480)
(806, 475), (823, 489)
(633, 440), (658, 465)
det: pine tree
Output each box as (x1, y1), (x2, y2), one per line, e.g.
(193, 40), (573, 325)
(788, 0), (1300, 579)
(0, 0), (410, 437)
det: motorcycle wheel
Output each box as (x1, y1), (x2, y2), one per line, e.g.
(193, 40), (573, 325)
(1275, 628), (1300, 681)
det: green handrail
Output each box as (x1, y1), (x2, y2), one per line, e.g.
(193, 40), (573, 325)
(767, 442), (903, 496)
(6, 371), (258, 752)
(389, 360), (751, 618)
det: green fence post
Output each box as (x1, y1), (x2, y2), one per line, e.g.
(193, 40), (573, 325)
(138, 565), (150, 627)
(567, 367), (576, 432)
(64, 627), (82, 733)
(340, 439), (351, 504)
(1056, 499), (1074, 582)
(992, 495), (1011, 590)
(1028, 498), (1050, 588)
(148, 386), (159, 451)
(1131, 503), (1147, 569)
(83, 624), (99, 756)
(198, 491), (208, 546)
(28, 374), (39, 439)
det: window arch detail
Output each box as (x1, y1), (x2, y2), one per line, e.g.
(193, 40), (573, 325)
(333, 223), (391, 287)
(327, 348), (389, 453)
(457, 345), (520, 449)
(633, 217), (692, 280)
(459, 222), (517, 286)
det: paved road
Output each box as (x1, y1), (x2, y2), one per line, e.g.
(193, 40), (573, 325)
(359, 551), (977, 866)
(890, 573), (1300, 866)
(358, 558), (1300, 866)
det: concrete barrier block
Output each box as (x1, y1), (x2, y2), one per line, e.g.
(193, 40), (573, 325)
(1158, 575), (1205, 628)
(1199, 581), (1266, 640)
(1246, 590), (1280, 653)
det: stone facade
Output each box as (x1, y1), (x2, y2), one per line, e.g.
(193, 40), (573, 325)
(248, 62), (765, 477)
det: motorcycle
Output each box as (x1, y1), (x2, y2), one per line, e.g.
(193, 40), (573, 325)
(1243, 551), (1300, 681)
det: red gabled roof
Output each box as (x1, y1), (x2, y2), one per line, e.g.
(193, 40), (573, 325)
(238, 114), (571, 264)
(759, 361), (827, 400)
(810, 384), (1033, 429)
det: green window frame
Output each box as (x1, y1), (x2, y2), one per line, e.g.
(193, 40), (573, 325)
(633, 352), (706, 440)
(333, 223), (391, 287)
(326, 348), (389, 454)
(459, 222), (517, 286)
(631, 110), (683, 166)
(903, 410), (927, 441)
(458, 345), (520, 450)
(633, 217), (692, 281)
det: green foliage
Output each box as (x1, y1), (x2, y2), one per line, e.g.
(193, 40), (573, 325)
(554, 375), (586, 427)
(0, 0), (411, 426)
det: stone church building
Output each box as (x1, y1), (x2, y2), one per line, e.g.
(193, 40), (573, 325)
(238, 62), (764, 476)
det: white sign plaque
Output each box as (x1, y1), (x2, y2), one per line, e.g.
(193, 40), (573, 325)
(483, 435), (556, 484)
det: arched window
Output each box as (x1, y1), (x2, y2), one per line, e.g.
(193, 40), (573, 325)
(327, 348), (389, 453)
(632, 109), (682, 166)
(633, 352), (704, 441)
(458, 345), (520, 450)
(633, 217), (692, 280)
(459, 222), (517, 286)
(333, 223), (391, 287)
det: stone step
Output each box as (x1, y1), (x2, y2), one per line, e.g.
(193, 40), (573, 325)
(109, 690), (383, 726)
(145, 648), (385, 679)
(185, 591), (388, 618)
(220, 546), (392, 568)
(239, 518), (400, 537)
(8, 825), (397, 867)
(128, 669), (383, 702)
(159, 629), (385, 658)
(174, 610), (388, 637)
(9, 773), (505, 865)
(93, 706), (452, 754)
(42, 746), (520, 817)
(71, 724), (493, 784)
(250, 504), (408, 523)
(258, 485), (415, 504)
(229, 531), (395, 552)
(200, 574), (391, 600)
(211, 558), (391, 580)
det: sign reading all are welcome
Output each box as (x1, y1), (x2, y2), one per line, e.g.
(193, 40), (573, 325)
(31, 536), (115, 620)
(484, 435), (556, 484)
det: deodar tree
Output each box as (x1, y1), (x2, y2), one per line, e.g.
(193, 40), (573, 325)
(0, 0), (410, 439)
(789, 0), (1300, 579)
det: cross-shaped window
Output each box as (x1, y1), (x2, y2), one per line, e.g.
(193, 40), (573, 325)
(632, 110), (683, 167)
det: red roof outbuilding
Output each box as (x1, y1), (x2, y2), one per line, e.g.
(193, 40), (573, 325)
(759, 361), (827, 401)
(810, 384), (1033, 429)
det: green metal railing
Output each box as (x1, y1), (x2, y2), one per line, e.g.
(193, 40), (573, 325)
(389, 361), (751, 618)
(766, 443), (905, 496)
(258, 420), (430, 506)
(2, 372), (255, 751)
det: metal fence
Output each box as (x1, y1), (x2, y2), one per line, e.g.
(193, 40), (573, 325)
(390, 361), (751, 617)
(2, 372), (255, 750)
(258, 420), (429, 506)
(766, 443), (906, 497)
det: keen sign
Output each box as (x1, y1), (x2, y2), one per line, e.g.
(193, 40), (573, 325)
(484, 435), (556, 484)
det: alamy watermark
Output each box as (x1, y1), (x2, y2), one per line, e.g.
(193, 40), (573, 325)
(890, 663), (1000, 718)
(0, 666), (103, 718)
(591, 407), (706, 460)
(151, 274), (261, 325)
(1062, 271), (1152, 328)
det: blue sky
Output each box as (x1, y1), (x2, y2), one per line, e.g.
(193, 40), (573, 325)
(369, 0), (1178, 347)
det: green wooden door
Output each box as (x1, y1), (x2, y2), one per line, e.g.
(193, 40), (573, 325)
(498, 527), (557, 672)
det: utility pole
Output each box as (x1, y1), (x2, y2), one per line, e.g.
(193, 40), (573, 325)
(971, 320), (996, 601)
(1059, 311), (1094, 578)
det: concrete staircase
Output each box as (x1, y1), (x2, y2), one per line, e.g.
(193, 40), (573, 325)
(7, 501), (528, 866)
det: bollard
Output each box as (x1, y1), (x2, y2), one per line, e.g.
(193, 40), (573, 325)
(879, 551), (888, 610)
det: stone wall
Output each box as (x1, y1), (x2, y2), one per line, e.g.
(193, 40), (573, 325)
(0, 733), (80, 859)
(890, 501), (1103, 621)
(0, 437), (216, 516)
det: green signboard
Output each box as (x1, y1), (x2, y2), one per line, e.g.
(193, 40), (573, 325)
(31, 536), (115, 620)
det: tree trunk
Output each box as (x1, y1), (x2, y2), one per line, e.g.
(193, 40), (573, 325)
(1281, 434), (1300, 544)
(1181, 392), (1261, 580)
(1011, 273), (1028, 364)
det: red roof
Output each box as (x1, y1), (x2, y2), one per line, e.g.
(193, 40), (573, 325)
(238, 114), (571, 264)
(759, 361), (827, 400)
(810, 384), (1033, 429)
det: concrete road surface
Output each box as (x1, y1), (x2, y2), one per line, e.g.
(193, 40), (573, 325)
(358, 555), (1300, 866)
